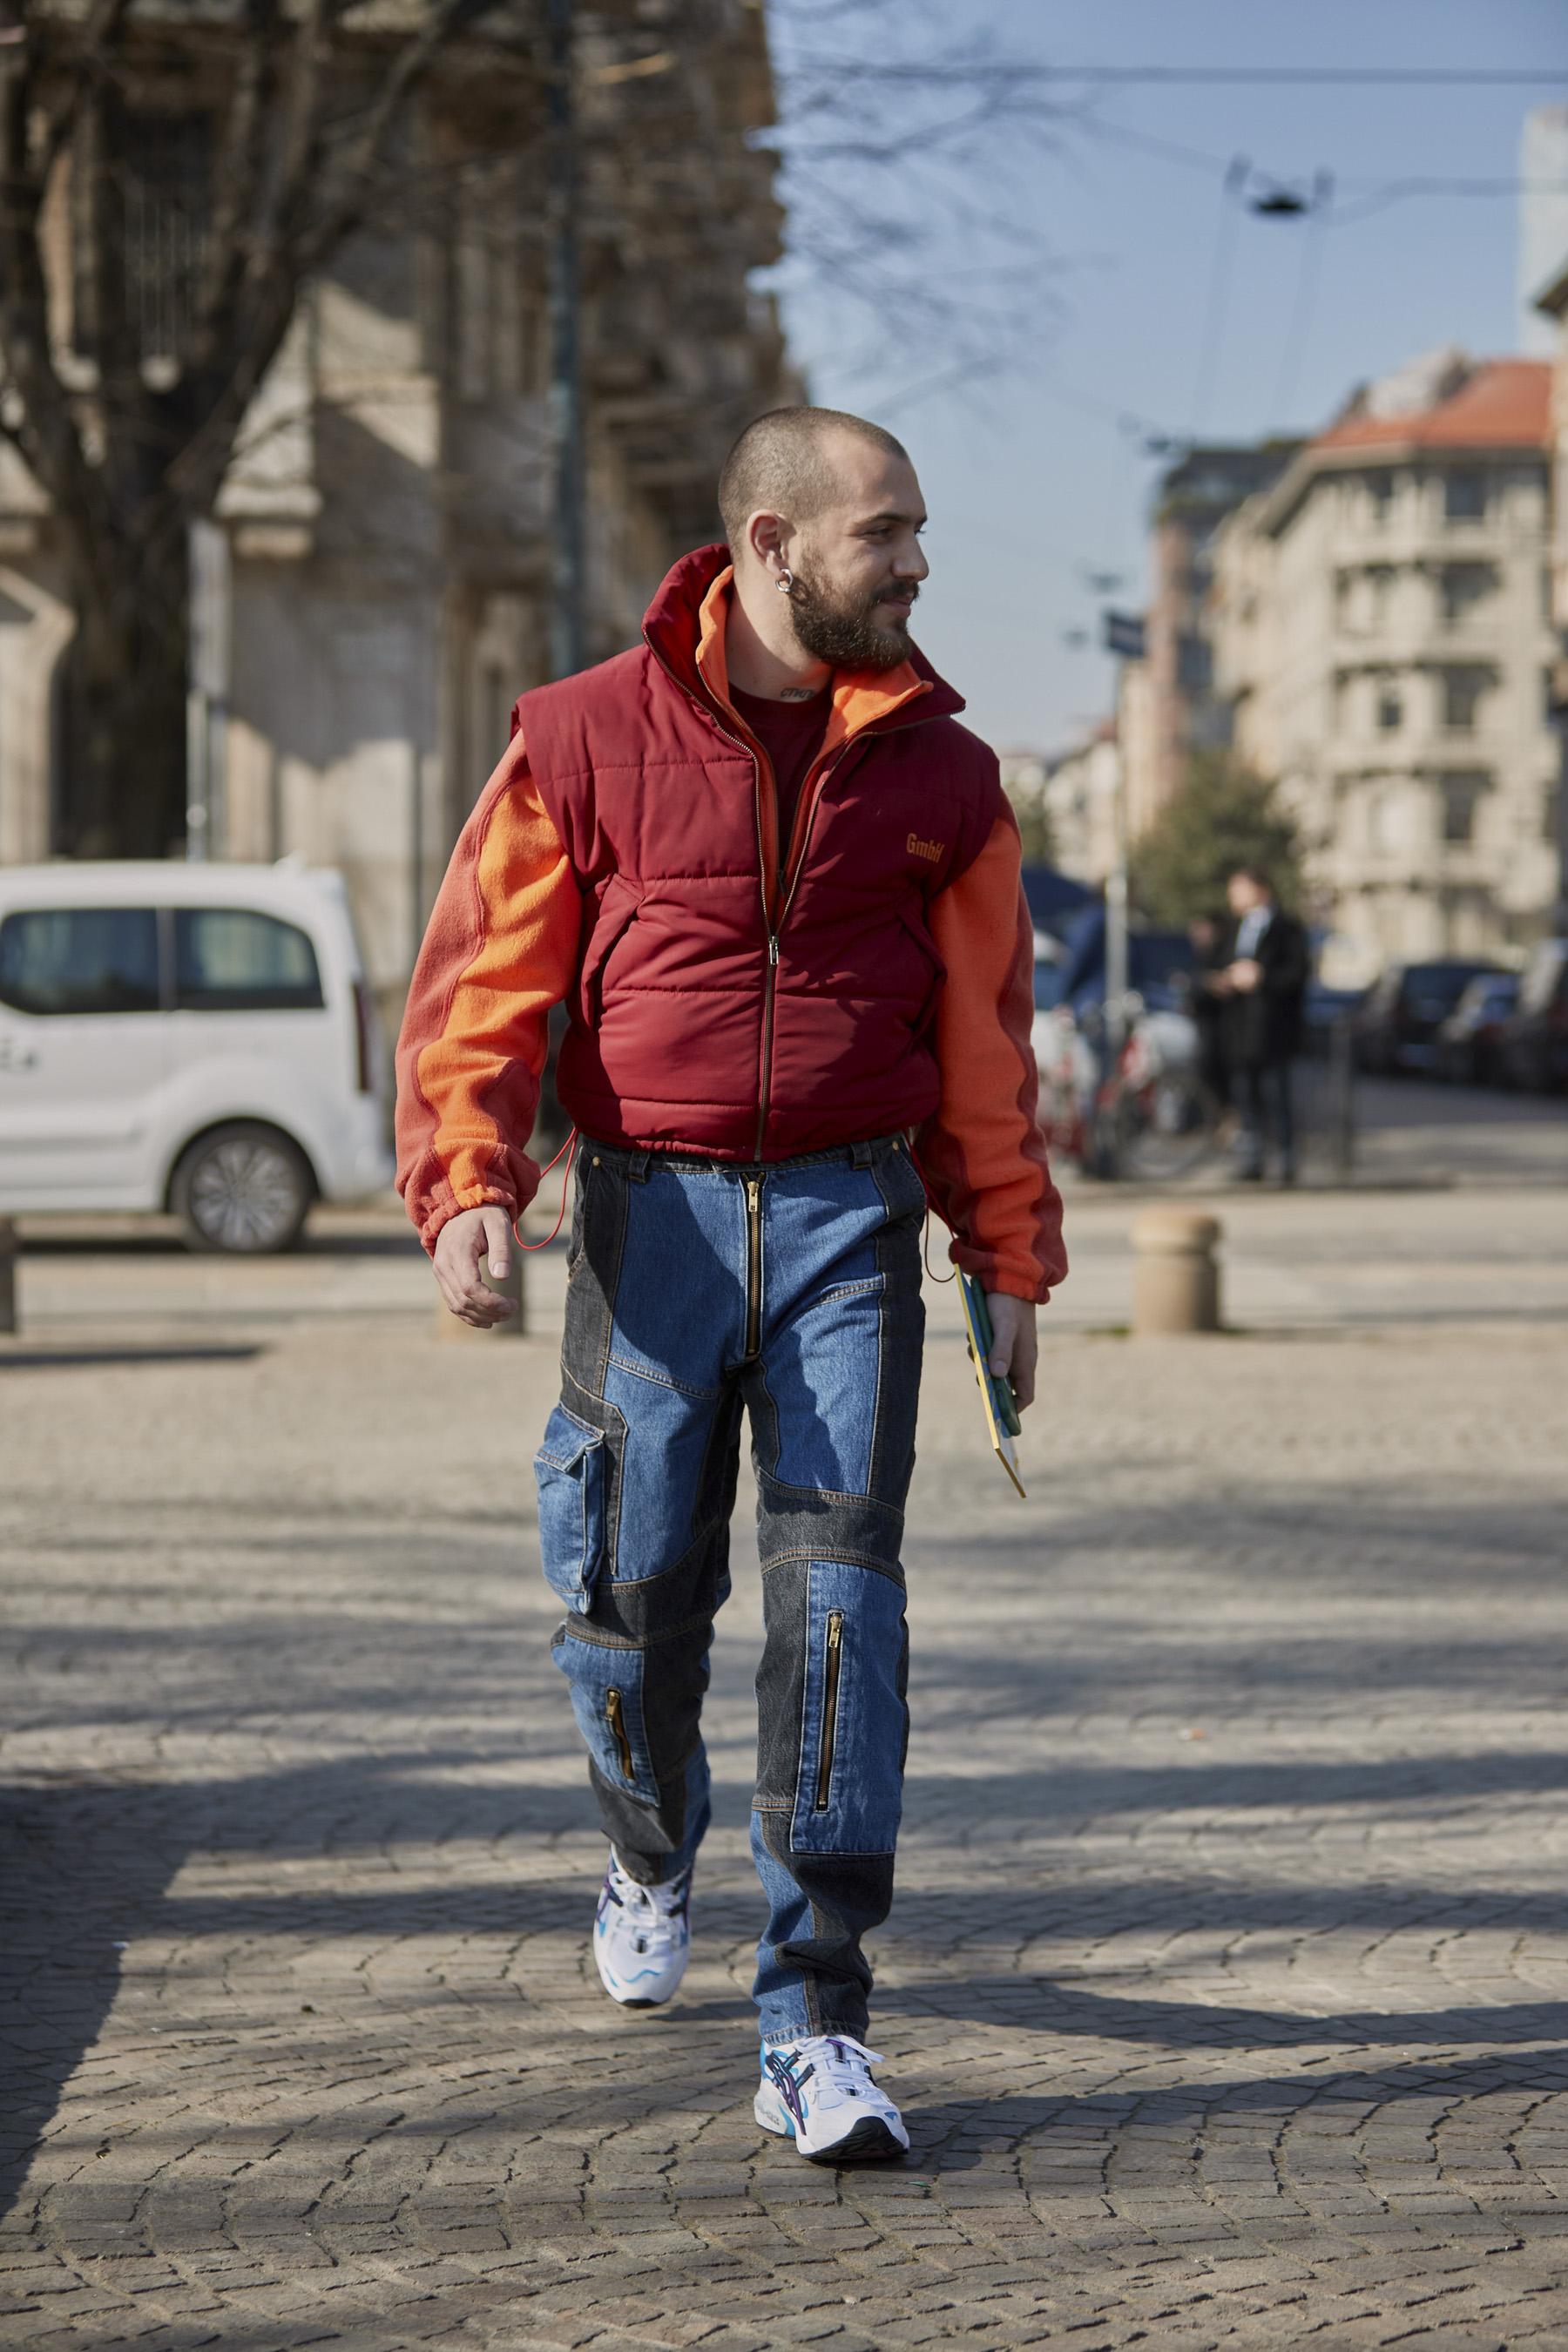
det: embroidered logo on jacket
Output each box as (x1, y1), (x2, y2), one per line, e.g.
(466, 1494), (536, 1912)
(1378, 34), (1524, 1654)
(907, 833), (945, 863)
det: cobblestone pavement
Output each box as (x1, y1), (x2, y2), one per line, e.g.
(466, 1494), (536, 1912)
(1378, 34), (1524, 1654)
(4, 1206), (1568, 2349)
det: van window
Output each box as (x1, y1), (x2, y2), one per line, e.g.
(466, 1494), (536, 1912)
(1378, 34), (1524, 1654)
(0, 907), (159, 1015)
(173, 908), (324, 1011)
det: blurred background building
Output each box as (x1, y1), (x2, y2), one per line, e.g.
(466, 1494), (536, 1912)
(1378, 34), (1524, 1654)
(0, 6), (794, 1033)
(1211, 350), (1557, 962)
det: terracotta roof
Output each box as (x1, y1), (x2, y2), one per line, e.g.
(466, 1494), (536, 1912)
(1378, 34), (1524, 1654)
(1312, 359), (1550, 455)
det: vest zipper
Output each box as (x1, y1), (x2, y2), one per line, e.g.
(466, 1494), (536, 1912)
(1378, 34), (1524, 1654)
(605, 1688), (635, 1782)
(743, 1172), (764, 1358)
(814, 1611), (844, 1810)
(754, 934), (779, 1160)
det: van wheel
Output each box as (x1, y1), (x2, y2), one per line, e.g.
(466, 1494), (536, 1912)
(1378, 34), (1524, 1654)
(172, 1123), (314, 1254)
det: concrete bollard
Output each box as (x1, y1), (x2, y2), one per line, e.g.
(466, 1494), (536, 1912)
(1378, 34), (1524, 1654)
(0, 1216), (15, 1335)
(1131, 1208), (1220, 1335)
(434, 1249), (525, 1338)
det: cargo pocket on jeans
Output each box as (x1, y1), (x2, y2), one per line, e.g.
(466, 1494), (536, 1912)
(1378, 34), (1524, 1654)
(534, 1406), (606, 1613)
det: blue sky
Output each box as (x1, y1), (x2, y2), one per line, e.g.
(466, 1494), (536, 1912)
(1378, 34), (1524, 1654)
(765, 0), (1568, 755)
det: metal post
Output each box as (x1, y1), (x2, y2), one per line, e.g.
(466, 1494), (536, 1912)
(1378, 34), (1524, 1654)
(186, 520), (232, 862)
(545, 0), (585, 680)
(1328, 1014), (1355, 1184)
(0, 1215), (17, 1335)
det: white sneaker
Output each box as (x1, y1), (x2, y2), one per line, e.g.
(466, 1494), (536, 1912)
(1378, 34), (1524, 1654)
(754, 2034), (909, 2164)
(592, 1855), (691, 2007)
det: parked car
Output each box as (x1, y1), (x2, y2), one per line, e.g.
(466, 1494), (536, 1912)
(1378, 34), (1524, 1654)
(1499, 940), (1568, 1094)
(1352, 959), (1508, 1075)
(1301, 979), (1369, 1058)
(0, 862), (392, 1250)
(1435, 970), (1521, 1086)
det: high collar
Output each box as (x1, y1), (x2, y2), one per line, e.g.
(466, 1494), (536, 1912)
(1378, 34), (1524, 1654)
(642, 541), (966, 739)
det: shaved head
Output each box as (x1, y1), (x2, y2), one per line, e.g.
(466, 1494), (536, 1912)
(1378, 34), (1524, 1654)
(718, 406), (909, 553)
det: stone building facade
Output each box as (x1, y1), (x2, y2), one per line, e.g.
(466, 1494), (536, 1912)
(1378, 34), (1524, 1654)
(1209, 352), (1558, 963)
(0, 6), (794, 1027)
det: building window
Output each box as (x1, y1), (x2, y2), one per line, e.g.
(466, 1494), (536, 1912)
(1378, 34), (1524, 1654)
(1440, 564), (1492, 624)
(1444, 471), (1486, 521)
(1369, 790), (1402, 854)
(1441, 669), (1488, 732)
(1175, 632), (1212, 691)
(73, 111), (213, 365)
(1440, 773), (1489, 845)
(1377, 686), (1402, 732)
(1367, 471), (1394, 521)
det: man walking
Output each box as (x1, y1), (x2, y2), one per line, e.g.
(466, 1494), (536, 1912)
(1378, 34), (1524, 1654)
(396, 408), (1064, 2163)
(1220, 865), (1308, 1182)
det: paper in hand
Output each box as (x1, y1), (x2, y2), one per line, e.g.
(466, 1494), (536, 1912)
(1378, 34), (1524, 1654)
(958, 1273), (1026, 1498)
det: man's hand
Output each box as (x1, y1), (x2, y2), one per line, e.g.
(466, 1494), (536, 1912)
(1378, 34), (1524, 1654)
(1226, 956), (1262, 993)
(432, 1204), (519, 1327)
(984, 1293), (1037, 1413)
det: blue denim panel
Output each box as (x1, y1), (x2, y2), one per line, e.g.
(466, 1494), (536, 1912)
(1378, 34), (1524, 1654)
(601, 1166), (747, 1386)
(788, 1560), (907, 1856)
(758, 1165), (887, 1495)
(749, 1810), (816, 2043)
(602, 1356), (727, 1585)
(533, 1405), (605, 1613)
(552, 1623), (661, 1808)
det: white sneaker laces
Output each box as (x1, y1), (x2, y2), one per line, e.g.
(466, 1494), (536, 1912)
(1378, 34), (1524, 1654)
(767, 2034), (886, 2119)
(606, 1857), (686, 1953)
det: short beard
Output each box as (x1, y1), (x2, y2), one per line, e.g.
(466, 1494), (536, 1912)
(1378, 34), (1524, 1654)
(786, 564), (916, 672)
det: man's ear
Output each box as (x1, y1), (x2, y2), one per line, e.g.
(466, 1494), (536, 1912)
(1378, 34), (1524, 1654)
(745, 510), (788, 574)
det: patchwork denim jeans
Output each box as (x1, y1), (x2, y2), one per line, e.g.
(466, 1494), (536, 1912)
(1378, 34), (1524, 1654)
(534, 1132), (926, 2044)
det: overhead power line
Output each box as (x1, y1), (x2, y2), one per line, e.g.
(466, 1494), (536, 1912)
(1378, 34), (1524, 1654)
(787, 61), (1568, 90)
(992, 66), (1567, 86)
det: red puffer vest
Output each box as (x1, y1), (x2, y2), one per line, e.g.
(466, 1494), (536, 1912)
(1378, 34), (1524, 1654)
(517, 543), (1004, 1161)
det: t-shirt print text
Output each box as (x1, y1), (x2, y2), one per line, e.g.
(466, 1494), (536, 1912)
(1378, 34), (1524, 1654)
(907, 832), (944, 863)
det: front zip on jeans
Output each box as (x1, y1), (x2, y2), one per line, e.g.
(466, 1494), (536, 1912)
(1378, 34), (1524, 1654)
(605, 1688), (635, 1781)
(744, 1174), (764, 1359)
(814, 1612), (844, 1809)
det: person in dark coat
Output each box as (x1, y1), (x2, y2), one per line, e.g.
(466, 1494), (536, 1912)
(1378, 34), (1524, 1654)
(1186, 914), (1232, 1110)
(1218, 865), (1308, 1181)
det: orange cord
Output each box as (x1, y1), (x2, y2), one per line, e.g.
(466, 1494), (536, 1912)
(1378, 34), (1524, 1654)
(909, 1142), (957, 1284)
(515, 1129), (578, 1252)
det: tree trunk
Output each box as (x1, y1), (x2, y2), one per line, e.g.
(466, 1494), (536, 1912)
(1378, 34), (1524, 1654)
(61, 543), (189, 860)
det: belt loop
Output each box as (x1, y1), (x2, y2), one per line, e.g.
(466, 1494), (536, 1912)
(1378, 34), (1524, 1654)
(849, 1139), (874, 1169)
(628, 1149), (652, 1183)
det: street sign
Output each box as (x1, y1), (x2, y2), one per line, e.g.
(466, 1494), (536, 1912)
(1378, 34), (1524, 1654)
(1103, 610), (1146, 659)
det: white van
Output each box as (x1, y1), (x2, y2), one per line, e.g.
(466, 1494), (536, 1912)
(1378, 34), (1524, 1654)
(0, 862), (394, 1252)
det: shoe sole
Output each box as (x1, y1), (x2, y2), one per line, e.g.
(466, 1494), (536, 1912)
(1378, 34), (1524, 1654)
(754, 2089), (906, 2165)
(797, 2113), (907, 2166)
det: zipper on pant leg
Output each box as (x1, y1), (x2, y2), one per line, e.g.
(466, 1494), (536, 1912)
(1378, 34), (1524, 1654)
(814, 1611), (844, 1811)
(605, 1688), (635, 1782)
(744, 1173), (763, 1359)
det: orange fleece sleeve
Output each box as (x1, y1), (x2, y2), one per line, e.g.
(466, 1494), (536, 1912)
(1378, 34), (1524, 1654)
(395, 735), (583, 1253)
(916, 808), (1066, 1304)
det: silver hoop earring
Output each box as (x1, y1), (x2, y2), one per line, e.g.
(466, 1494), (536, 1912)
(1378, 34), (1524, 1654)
(776, 568), (794, 594)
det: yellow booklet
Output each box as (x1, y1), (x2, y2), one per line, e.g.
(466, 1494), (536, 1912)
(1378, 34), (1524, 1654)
(958, 1274), (1026, 1498)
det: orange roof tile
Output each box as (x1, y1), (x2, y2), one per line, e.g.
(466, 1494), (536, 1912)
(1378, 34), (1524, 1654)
(1312, 359), (1550, 454)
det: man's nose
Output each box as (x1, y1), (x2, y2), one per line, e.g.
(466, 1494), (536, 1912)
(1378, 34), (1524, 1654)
(896, 539), (929, 581)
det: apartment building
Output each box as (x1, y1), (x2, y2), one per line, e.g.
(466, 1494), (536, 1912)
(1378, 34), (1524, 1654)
(1210, 350), (1558, 963)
